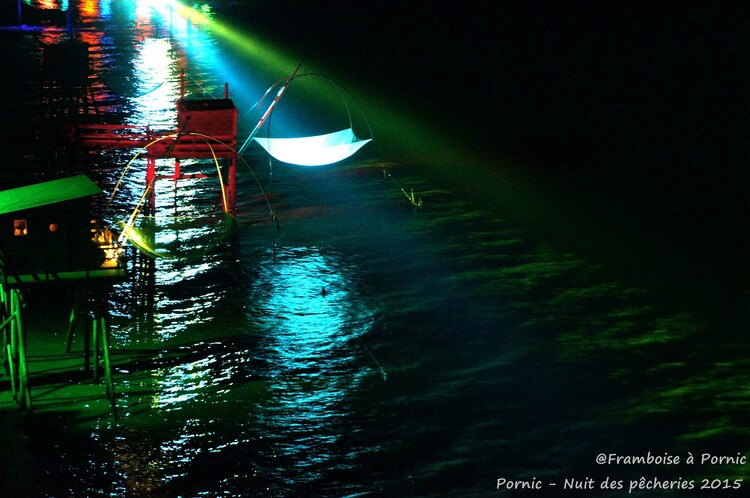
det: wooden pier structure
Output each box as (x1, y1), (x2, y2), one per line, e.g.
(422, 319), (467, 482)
(0, 175), (125, 416)
(68, 75), (240, 216)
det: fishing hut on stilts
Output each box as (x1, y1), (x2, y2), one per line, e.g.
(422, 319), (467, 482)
(144, 76), (239, 216)
(70, 70), (241, 266)
(0, 176), (125, 415)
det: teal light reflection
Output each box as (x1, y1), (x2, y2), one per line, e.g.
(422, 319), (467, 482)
(246, 244), (377, 472)
(249, 246), (374, 371)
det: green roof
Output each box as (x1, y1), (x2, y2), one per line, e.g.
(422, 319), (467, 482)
(0, 175), (102, 215)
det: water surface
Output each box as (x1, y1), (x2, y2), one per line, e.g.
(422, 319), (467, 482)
(1, 2), (748, 497)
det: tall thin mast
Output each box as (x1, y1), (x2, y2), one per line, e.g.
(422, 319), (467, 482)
(238, 59), (304, 155)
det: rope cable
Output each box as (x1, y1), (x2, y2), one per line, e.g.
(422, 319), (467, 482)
(383, 166), (423, 207)
(238, 59), (305, 156)
(117, 181), (153, 246)
(108, 131), (276, 222)
(106, 116), (192, 211)
(108, 130), (279, 262)
(237, 68), (374, 158)
(358, 336), (387, 382)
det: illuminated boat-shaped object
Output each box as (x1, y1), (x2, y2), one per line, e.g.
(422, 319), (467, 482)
(240, 68), (373, 167)
(253, 128), (371, 166)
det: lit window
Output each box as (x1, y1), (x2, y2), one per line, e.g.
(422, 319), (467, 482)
(13, 219), (28, 237)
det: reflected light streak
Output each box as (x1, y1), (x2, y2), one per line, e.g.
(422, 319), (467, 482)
(161, 0), (287, 66)
(246, 246), (377, 471)
(156, 1), (463, 163)
(153, 1), (349, 140)
(35, 0), (68, 10)
(135, 0), (170, 22)
(78, 0), (98, 17)
(261, 252), (352, 365)
(250, 246), (375, 373)
(121, 213), (235, 263)
(152, 355), (229, 408)
(131, 37), (179, 128)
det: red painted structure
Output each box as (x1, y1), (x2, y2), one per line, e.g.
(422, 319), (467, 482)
(69, 78), (239, 215)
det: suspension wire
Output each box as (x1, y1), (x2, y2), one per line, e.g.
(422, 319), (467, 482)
(117, 181), (153, 246)
(109, 131), (279, 249)
(283, 72), (375, 140)
(185, 73), (216, 99)
(266, 110), (274, 177)
(205, 138), (228, 212)
(107, 148), (145, 210)
(178, 132), (278, 225)
(382, 166), (423, 207)
(358, 336), (387, 382)
(237, 59), (305, 156)
(239, 71), (374, 152)
(133, 81), (165, 99)
(115, 136), (278, 261)
(239, 73), (297, 123)
(106, 117), (192, 211)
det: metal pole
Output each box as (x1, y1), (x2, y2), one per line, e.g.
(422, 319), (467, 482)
(100, 315), (116, 413)
(13, 290), (31, 410)
(237, 60), (304, 155)
(228, 157), (236, 216)
(92, 313), (100, 381)
(66, 284), (81, 353)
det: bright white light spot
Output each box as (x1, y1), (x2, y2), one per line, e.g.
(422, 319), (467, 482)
(253, 129), (371, 166)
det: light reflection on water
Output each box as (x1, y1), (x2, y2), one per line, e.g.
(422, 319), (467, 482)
(130, 37), (179, 129)
(99, 242), (379, 496)
(4, 2), (750, 497)
(18, 151), (750, 495)
(242, 245), (379, 492)
(247, 245), (374, 372)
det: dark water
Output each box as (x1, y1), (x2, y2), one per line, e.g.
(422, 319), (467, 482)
(1, 2), (749, 497)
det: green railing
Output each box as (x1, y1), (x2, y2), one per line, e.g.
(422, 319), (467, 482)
(0, 252), (118, 417)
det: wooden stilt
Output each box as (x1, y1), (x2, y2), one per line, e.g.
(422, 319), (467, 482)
(82, 295), (91, 373)
(92, 314), (100, 382)
(6, 288), (19, 401)
(6, 342), (16, 401)
(99, 316), (117, 418)
(62, 282), (118, 416)
(66, 284), (82, 353)
(86, 292), (118, 417)
(2, 288), (31, 410)
(14, 291), (31, 411)
(1, 284), (8, 383)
